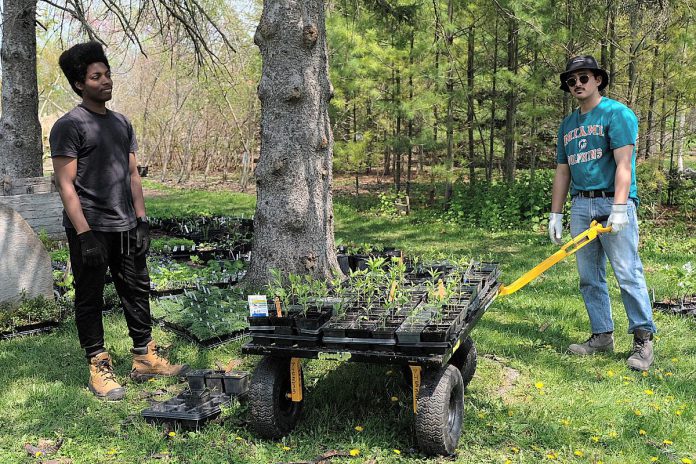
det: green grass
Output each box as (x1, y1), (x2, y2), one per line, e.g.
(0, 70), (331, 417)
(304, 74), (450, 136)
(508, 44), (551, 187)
(1, 184), (695, 463)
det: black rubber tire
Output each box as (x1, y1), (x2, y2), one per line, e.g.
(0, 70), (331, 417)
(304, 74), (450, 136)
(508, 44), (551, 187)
(415, 364), (465, 456)
(448, 336), (477, 389)
(248, 356), (304, 439)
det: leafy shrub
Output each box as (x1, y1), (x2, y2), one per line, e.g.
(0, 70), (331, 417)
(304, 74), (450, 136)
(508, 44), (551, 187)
(445, 170), (556, 230)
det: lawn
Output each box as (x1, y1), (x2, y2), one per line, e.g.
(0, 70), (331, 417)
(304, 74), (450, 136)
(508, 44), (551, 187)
(1, 182), (694, 463)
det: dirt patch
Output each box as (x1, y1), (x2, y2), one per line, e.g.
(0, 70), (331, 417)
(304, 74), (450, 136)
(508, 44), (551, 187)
(483, 354), (521, 404)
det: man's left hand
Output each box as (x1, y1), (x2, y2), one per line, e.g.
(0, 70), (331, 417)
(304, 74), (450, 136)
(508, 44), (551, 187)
(607, 204), (628, 234)
(135, 217), (150, 256)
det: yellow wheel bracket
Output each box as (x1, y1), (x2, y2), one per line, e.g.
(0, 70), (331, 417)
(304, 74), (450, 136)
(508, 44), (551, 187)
(410, 365), (422, 414)
(290, 358), (303, 402)
(498, 220), (612, 296)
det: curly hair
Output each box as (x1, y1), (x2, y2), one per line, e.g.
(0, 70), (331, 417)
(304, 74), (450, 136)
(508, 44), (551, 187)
(58, 42), (110, 96)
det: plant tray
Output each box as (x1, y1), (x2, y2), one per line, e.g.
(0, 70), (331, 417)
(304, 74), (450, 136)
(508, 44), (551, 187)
(142, 369), (249, 429)
(653, 298), (696, 317)
(159, 320), (249, 348)
(0, 321), (60, 341)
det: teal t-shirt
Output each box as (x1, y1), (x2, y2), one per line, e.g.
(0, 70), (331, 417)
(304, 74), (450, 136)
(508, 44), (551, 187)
(556, 97), (639, 201)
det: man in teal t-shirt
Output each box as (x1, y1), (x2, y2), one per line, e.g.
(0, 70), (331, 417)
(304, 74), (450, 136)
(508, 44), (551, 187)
(548, 55), (655, 371)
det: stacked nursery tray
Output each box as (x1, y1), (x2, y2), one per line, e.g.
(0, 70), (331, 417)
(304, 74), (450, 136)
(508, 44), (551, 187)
(142, 369), (250, 429)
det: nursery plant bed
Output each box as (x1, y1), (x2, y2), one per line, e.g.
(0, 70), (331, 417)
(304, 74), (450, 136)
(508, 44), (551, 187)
(0, 321), (61, 341)
(160, 320), (249, 348)
(653, 295), (696, 317)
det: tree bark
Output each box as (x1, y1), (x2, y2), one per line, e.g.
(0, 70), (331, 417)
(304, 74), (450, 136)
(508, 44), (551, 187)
(246, 0), (340, 286)
(444, 0), (455, 206)
(643, 44), (659, 160)
(503, 12), (518, 183)
(0, 0), (42, 178)
(467, 25), (475, 183)
(487, 13), (498, 182)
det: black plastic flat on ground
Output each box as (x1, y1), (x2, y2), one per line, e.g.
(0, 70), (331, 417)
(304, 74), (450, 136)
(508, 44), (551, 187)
(159, 320), (249, 348)
(0, 321), (60, 341)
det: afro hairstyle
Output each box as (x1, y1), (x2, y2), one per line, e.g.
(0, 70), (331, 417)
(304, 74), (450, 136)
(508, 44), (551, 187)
(58, 42), (111, 96)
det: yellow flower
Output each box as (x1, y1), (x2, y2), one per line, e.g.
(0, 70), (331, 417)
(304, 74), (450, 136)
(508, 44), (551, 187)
(391, 396), (399, 402)
(504, 460), (512, 464)
(393, 449), (401, 455)
(478, 412), (486, 419)
(681, 458), (693, 464)
(671, 357), (678, 362)
(546, 451), (558, 460)
(107, 448), (117, 455)
(354, 425), (364, 432)
(591, 436), (600, 443)
(574, 450), (584, 457)
(511, 446), (520, 454)
(663, 439), (673, 445)
(560, 419), (570, 426)
(35, 451), (43, 457)
(235, 437), (244, 441)
(168, 431), (176, 437)
(282, 446), (291, 451)
(666, 372), (673, 377)
(608, 431), (618, 439)
(349, 449), (360, 456)
(644, 389), (654, 395)
(640, 429), (647, 436)
(676, 410), (683, 416)
(607, 370), (615, 377)
(634, 409), (643, 416)
(535, 382), (544, 389)
(642, 371), (649, 377)
(650, 458), (658, 462)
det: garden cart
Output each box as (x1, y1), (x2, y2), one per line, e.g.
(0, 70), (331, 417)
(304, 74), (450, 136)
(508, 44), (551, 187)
(242, 220), (612, 456)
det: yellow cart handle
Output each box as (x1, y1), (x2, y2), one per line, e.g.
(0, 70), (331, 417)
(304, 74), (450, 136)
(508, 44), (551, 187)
(498, 220), (612, 296)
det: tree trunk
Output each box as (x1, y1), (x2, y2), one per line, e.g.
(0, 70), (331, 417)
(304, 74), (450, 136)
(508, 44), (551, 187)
(643, 44), (659, 160)
(487, 13), (498, 182)
(503, 12), (518, 183)
(444, 0), (455, 206)
(467, 25), (475, 183)
(246, 0), (340, 286)
(0, 0), (42, 178)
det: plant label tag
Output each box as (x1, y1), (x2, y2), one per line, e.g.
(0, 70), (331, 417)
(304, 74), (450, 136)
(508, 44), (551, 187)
(248, 295), (269, 317)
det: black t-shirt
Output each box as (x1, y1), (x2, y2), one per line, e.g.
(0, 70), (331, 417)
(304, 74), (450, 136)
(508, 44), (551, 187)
(50, 105), (138, 232)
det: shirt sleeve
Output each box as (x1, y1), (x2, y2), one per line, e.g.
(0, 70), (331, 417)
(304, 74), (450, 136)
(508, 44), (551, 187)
(608, 106), (638, 150)
(556, 123), (567, 164)
(49, 117), (80, 158)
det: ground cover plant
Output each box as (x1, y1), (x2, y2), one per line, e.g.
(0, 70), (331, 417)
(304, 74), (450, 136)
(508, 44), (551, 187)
(1, 179), (694, 463)
(0, 293), (64, 335)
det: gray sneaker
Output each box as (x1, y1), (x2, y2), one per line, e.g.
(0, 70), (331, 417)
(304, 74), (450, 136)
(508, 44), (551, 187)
(627, 329), (654, 371)
(568, 332), (614, 355)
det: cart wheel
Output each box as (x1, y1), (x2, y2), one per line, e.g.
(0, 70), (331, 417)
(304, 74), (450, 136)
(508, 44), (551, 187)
(248, 356), (304, 439)
(449, 337), (477, 389)
(415, 364), (464, 456)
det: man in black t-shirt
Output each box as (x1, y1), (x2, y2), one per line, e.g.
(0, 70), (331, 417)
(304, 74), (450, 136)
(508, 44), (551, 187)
(50, 42), (187, 400)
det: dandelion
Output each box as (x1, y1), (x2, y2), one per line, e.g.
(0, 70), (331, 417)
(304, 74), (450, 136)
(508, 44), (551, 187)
(650, 458), (658, 462)
(168, 431), (176, 437)
(675, 410), (683, 416)
(639, 429), (647, 436)
(393, 449), (401, 455)
(35, 451), (43, 457)
(666, 372), (673, 377)
(546, 451), (558, 460)
(634, 409), (643, 416)
(607, 370), (615, 377)
(591, 436), (600, 443)
(282, 446), (291, 451)
(504, 460), (512, 464)
(681, 458), (693, 464)
(574, 450), (584, 457)
(511, 447), (520, 454)
(107, 448), (117, 455)
(478, 412), (486, 419)
(645, 389), (654, 395)
(663, 439), (673, 446)
(643, 371), (649, 377)
(349, 449), (360, 456)
(535, 381), (544, 389)
(354, 425), (364, 432)
(671, 358), (678, 363)
(560, 419), (570, 426)
(608, 431), (618, 439)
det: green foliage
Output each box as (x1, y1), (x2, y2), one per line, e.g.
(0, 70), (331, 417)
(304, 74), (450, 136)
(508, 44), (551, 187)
(0, 293), (63, 333)
(445, 171), (555, 230)
(664, 261), (696, 299)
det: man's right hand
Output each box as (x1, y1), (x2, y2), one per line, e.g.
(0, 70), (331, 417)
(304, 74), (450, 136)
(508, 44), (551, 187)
(77, 230), (105, 266)
(548, 212), (564, 245)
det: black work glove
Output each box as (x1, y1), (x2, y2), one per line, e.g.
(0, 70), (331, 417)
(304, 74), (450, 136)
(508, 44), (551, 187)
(77, 230), (105, 267)
(135, 217), (150, 257)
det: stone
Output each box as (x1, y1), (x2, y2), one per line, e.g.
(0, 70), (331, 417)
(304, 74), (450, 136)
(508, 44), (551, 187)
(0, 202), (54, 303)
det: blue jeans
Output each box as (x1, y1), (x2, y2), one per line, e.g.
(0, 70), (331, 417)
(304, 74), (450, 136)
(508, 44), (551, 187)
(569, 196), (656, 335)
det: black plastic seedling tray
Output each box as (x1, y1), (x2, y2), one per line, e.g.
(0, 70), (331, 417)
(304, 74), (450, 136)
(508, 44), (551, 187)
(0, 321), (61, 341)
(158, 320), (249, 348)
(142, 369), (250, 429)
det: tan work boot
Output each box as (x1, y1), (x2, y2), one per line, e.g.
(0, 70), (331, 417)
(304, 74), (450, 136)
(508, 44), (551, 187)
(627, 329), (654, 371)
(568, 332), (614, 355)
(88, 352), (126, 400)
(130, 340), (189, 382)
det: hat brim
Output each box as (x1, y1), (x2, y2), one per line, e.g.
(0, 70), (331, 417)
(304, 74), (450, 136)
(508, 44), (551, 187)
(560, 68), (609, 92)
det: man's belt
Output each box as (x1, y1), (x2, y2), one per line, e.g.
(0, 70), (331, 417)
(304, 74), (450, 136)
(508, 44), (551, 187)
(575, 190), (614, 198)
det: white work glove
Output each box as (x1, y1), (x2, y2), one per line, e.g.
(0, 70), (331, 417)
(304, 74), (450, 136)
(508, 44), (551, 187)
(607, 204), (628, 234)
(548, 212), (564, 245)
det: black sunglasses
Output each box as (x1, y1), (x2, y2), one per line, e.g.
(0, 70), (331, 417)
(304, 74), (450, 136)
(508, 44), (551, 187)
(566, 74), (591, 88)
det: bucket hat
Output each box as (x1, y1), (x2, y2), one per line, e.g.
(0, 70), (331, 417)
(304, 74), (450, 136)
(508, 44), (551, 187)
(560, 55), (609, 92)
